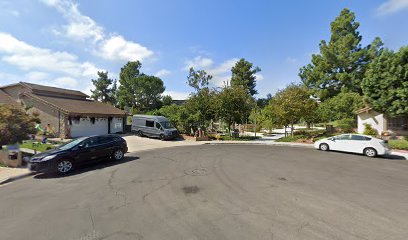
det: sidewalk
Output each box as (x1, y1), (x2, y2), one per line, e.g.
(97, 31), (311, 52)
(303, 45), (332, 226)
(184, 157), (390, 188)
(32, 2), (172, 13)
(207, 140), (408, 159)
(0, 167), (32, 185)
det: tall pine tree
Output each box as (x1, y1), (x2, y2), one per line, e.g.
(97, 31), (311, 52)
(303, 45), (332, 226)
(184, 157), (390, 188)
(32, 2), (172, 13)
(91, 71), (116, 105)
(299, 8), (383, 100)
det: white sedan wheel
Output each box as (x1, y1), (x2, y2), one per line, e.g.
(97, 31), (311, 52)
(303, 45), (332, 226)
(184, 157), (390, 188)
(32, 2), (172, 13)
(364, 148), (377, 157)
(319, 143), (329, 151)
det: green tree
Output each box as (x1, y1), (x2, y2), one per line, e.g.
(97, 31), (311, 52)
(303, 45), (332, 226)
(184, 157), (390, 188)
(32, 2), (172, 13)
(154, 104), (192, 133)
(264, 84), (314, 136)
(302, 98), (320, 128)
(117, 61), (165, 112)
(317, 91), (364, 123)
(362, 46), (408, 116)
(230, 58), (261, 96)
(299, 8), (383, 100)
(187, 68), (212, 92)
(256, 93), (272, 108)
(162, 95), (173, 106)
(185, 88), (218, 129)
(0, 105), (37, 146)
(91, 71), (116, 105)
(216, 86), (253, 132)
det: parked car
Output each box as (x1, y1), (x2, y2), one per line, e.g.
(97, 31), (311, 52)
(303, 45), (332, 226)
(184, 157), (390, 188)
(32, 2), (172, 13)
(314, 134), (390, 157)
(131, 115), (178, 140)
(28, 135), (128, 174)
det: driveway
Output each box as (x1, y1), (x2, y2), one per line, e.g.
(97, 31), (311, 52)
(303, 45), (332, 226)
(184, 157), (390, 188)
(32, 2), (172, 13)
(0, 145), (407, 240)
(122, 135), (202, 152)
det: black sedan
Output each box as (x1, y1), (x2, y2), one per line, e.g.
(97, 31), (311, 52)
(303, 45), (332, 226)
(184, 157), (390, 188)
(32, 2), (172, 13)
(28, 135), (128, 174)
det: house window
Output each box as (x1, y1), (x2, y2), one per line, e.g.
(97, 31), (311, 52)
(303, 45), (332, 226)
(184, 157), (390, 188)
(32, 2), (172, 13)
(387, 116), (408, 130)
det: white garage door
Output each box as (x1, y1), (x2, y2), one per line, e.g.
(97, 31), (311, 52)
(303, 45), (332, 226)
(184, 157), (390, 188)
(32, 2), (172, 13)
(110, 117), (123, 133)
(70, 117), (109, 138)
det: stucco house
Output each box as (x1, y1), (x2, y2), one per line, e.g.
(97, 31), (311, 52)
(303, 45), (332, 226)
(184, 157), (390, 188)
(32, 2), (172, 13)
(0, 82), (126, 138)
(356, 107), (408, 136)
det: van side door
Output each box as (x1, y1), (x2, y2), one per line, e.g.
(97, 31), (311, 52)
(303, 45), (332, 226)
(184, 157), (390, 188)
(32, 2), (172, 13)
(144, 119), (155, 137)
(155, 122), (164, 136)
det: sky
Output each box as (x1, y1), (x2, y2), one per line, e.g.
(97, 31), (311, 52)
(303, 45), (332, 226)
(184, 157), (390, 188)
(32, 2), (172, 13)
(0, 0), (407, 100)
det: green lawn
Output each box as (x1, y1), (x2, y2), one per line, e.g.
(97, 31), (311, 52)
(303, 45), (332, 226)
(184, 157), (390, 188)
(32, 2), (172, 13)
(20, 141), (55, 152)
(389, 139), (408, 150)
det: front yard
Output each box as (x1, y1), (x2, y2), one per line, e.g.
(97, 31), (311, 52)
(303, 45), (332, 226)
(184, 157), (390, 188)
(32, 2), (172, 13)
(19, 141), (55, 152)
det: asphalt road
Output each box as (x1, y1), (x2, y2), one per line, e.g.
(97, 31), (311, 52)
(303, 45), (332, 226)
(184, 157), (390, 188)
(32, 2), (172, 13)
(0, 145), (407, 240)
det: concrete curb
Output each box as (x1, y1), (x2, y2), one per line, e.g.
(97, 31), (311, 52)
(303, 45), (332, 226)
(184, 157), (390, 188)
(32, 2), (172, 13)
(205, 141), (314, 148)
(205, 141), (408, 159)
(0, 172), (33, 185)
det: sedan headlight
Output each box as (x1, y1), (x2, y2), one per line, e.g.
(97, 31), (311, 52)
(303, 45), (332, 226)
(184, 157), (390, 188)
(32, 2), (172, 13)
(42, 155), (57, 161)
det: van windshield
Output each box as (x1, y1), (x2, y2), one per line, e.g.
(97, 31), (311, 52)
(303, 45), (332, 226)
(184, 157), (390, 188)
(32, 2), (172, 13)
(160, 121), (174, 129)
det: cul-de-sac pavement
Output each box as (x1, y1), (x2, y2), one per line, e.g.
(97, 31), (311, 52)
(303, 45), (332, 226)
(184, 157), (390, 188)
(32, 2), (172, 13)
(1, 144), (407, 240)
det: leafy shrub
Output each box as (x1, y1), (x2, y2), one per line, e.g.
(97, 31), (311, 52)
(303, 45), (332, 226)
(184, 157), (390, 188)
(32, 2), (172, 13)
(363, 123), (378, 136)
(275, 135), (304, 142)
(389, 139), (408, 150)
(336, 118), (356, 133)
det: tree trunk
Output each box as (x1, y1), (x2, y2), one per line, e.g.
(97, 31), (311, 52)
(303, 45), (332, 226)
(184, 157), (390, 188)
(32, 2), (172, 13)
(291, 123), (294, 137)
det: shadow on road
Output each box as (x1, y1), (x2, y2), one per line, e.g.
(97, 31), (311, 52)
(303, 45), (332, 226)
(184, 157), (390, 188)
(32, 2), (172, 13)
(381, 154), (407, 160)
(33, 156), (139, 179)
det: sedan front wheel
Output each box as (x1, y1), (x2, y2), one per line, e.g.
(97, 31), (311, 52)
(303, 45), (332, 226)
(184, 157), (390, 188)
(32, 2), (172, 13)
(113, 149), (124, 160)
(56, 160), (73, 174)
(319, 143), (329, 151)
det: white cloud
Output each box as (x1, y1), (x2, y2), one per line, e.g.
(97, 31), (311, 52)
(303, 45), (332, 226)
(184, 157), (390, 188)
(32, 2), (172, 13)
(155, 69), (171, 78)
(183, 56), (239, 87)
(0, 32), (102, 78)
(99, 35), (153, 62)
(9, 10), (20, 16)
(26, 72), (49, 81)
(41, 0), (154, 62)
(40, 0), (103, 42)
(285, 57), (298, 64)
(53, 76), (78, 88)
(377, 0), (408, 15)
(254, 73), (264, 81)
(163, 90), (189, 100)
(183, 56), (214, 71)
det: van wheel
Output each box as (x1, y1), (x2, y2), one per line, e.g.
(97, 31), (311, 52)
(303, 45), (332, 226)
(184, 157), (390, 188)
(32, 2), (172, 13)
(364, 148), (377, 157)
(160, 134), (166, 141)
(319, 143), (329, 151)
(137, 130), (143, 137)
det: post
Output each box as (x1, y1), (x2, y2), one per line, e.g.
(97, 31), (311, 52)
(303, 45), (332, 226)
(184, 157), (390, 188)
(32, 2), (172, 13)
(254, 107), (257, 137)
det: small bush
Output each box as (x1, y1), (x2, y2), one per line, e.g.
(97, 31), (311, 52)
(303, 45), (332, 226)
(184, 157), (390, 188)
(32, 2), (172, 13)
(336, 118), (356, 133)
(363, 123), (378, 136)
(389, 139), (408, 150)
(275, 135), (304, 142)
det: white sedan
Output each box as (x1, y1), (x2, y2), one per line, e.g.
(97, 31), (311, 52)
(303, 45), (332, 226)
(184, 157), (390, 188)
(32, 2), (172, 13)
(314, 134), (391, 157)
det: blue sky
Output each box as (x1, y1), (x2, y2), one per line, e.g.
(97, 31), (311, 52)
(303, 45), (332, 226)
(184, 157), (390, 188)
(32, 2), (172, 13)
(0, 0), (407, 99)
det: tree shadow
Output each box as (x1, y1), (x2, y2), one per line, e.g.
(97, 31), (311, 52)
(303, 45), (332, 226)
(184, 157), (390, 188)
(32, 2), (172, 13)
(33, 156), (139, 179)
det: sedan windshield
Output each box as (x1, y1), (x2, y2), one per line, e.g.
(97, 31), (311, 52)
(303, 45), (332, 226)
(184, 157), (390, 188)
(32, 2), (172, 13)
(160, 121), (174, 129)
(58, 137), (87, 150)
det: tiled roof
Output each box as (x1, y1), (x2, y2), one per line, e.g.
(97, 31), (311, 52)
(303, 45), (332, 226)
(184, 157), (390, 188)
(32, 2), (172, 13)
(20, 82), (89, 98)
(24, 93), (125, 116)
(0, 89), (19, 106)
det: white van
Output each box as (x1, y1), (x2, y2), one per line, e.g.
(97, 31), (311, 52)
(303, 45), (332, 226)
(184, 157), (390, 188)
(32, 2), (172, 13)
(131, 115), (179, 140)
